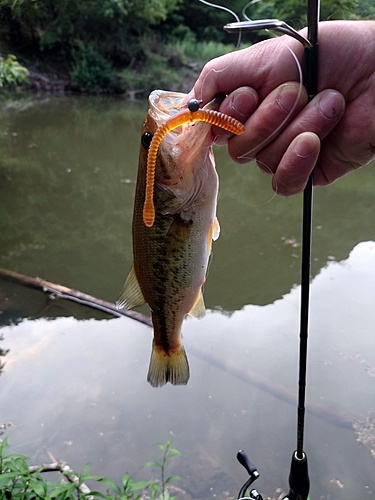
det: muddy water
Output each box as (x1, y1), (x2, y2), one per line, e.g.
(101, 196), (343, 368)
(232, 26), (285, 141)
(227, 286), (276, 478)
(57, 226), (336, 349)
(1, 94), (375, 499)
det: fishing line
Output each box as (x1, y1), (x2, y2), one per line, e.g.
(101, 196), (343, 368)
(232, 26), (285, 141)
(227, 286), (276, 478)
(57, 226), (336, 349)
(197, 0), (306, 206)
(199, 0), (242, 48)
(242, 0), (264, 21)
(199, 0), (240, 23)
(237, 45), (304, 163)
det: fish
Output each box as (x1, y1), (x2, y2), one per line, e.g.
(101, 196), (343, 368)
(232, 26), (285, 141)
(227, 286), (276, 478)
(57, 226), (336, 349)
(116, 90), (245, 387)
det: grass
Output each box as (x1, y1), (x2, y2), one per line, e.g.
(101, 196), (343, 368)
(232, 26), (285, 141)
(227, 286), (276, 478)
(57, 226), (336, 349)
(119, 38), (240, 97)
(169, 39), (236, 62)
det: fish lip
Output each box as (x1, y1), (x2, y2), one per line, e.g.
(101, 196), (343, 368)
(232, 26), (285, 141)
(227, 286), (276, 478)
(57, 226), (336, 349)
(149, 90), (186, 126)
(148, 90), (225, 176)
(149, 90), (226, 128)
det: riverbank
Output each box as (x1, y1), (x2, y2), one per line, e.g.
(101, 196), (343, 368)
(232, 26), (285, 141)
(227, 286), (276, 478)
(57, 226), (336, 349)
(2, 38), (235, 98)
(23, 48), (213, 100)
(26, 58), (201, 97)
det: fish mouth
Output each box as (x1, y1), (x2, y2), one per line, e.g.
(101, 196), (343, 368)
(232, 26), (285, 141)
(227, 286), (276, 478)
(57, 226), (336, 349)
(145, 90), (224, 216)
(148, 90), (227, 168)
(149, 90), (225, 128)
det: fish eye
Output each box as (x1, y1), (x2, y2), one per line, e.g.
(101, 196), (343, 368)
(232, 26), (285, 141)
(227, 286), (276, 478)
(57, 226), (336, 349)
(188, 99), (201, 112)
(141, 132), (153, 149)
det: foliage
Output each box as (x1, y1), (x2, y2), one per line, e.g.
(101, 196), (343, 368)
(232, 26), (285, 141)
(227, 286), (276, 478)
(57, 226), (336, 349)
(0, 0), (183, 65)
(0, 334), (9, 374)
(0, 438), (181, 500)
(144, 441), (181, 500)
(0, 0), (373, 93)
(119, 35), (236, 95)
(170, 39), (234, 61)
(70, 44), (115, 92)
(156, 0), (366, 48)
(352, 0), (375, 18)
(0, 54), (28, 88)
(270, 0), (358, 27)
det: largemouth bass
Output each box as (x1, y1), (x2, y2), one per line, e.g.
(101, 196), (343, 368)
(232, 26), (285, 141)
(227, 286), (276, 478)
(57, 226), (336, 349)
(117, 90), (244, 387)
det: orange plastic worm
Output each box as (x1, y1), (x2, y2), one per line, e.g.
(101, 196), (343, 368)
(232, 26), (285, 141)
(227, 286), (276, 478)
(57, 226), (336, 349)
(143, 108), (246, 227)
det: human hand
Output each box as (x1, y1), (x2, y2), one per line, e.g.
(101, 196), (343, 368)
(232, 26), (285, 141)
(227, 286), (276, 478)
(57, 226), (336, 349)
(189, 21), (375, 195)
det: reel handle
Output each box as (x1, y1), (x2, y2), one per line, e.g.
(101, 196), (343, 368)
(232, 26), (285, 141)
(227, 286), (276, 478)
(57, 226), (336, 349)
(237, 450), (258, 476)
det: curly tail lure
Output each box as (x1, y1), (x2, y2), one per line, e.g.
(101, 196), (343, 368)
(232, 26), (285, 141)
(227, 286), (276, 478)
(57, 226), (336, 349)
(143, 101), (246, 227)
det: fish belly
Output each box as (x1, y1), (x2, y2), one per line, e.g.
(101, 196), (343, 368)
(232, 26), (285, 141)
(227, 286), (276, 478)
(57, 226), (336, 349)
(133, 173), (218, 387)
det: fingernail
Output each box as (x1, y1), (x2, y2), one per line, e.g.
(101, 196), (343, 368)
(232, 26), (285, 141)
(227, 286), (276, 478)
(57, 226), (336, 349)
(276, 83), (301, 113)
(294, 136), (315, 158)
(230, 89), (257, 117)
(319, 91), (344, 120)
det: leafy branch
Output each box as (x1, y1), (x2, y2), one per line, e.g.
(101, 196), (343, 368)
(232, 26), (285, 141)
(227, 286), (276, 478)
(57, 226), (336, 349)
(0, 437), (181, 500)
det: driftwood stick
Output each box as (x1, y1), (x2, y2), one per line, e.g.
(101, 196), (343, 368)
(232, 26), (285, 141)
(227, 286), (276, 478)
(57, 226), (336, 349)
(28, 461), (92, 496)
(0, 267), (152, 327)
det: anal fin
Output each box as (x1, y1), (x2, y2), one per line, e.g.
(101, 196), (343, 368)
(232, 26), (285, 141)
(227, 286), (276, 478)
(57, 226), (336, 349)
(188, 289), (206, 319)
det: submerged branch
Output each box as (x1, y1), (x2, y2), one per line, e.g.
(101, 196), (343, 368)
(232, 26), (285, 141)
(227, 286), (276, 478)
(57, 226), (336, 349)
(0, 267), (152, 327)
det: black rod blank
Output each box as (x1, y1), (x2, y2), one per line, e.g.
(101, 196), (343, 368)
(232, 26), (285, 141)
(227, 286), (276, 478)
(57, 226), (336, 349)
(296, 0), (320, 460)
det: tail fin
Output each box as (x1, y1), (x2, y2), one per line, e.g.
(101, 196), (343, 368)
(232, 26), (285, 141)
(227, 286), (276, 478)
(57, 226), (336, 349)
(147, 341), (190, 387)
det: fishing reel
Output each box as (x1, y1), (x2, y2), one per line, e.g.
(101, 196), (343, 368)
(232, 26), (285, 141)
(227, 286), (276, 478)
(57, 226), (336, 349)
(236, 450), (263, 500)
(236, 450), (309, 500)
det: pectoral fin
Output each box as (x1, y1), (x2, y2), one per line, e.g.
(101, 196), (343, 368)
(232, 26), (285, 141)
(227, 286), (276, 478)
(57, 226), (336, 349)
(116, 265), (146, 310)
(212, 217), (220, 241)
(188, 289), (206, 319)
(207, 217), (220, 253)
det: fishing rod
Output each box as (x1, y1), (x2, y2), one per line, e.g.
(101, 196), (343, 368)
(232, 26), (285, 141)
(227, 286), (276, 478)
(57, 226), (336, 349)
(224, 0), (320, 497)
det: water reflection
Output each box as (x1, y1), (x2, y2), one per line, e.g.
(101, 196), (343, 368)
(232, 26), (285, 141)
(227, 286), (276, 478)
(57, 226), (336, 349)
(1, 94), (375, 499)
(0, 335), (8, 376)
(1, 94), (375, 311)
(1, 241), (375, 499)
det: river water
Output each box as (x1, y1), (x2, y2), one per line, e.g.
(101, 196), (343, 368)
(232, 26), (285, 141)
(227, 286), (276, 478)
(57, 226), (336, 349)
(0, 93), (375, 499)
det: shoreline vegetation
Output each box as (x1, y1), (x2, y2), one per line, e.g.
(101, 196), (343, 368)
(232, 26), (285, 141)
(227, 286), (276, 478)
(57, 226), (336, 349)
(1, 40), (234, 97)
(15, 40), (235, 98)
(1, 39), (237, 97)
(0, 0), (373, 98)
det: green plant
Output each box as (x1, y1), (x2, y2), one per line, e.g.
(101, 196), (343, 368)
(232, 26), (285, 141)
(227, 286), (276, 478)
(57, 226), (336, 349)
(0, 55), (29, 88)
(70, 44), (115, 92)
(145, 440), (181, 500)
(170, 39), (233, 62)
(0, 437), (181, 499)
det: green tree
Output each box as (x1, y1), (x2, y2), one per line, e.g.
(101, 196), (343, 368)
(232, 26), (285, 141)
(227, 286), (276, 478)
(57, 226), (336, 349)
(0, 54), (29, 87)
(0, 0), (182, 63)
(261, 0), (358, 28)
(353, 0), (375, 18)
